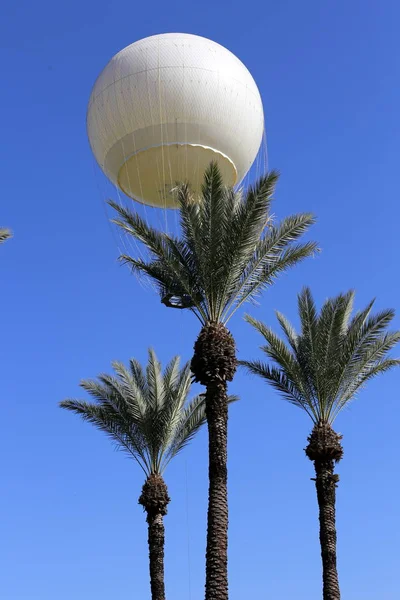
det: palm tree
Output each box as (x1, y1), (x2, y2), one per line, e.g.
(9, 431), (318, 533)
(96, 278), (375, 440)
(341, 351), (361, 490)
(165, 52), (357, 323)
(109, 162), (317, 600)
(61, 350), (213, 600)
(0, 228), (12, 244)
(242, 287), (400, 600)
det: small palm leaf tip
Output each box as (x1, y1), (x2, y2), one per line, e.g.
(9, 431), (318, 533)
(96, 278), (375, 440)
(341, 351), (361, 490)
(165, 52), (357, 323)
(242, 287), (400, 425)
(109, 162), (318, 325)
(60, 349), (210, 476)
(0, 228), (12, 244)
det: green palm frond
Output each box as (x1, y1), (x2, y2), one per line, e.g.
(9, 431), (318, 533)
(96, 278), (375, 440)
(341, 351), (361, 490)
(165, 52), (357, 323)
(330, 357), (400, 421)
(161, 393), (206, 467)
(59, 399), (151, 474)
(109, 202), (167, 256)
(163, 355), (182, 390)
(243, 288), (400, 424)
(0, 228), (12, 244)
(109, 163), (317, 325)
(110, 360), (147, 416)
(146, 349), (165, 409)
(227, 238), (317, 320)
(211, 172), (281, 312)
(240, 360), (318, 421)
(60, 351), (220, 476)
(129, 358), (149, 395)
(245, 315), (302, 384)
(275, 310), (298, 352)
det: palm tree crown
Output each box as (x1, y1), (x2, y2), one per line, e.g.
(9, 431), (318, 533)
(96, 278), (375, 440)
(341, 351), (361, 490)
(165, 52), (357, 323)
(60, 349), (207, 476)
(243, 287), (400, 424)
(109, 163), (317, 325)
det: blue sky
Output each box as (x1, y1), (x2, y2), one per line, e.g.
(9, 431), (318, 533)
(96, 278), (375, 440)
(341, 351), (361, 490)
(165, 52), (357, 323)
(1, 1), (400, 598)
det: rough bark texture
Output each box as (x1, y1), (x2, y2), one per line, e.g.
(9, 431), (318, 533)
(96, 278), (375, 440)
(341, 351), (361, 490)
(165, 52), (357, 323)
(139, 474), (170, 600)
(306, 423), (343, 600)
(191, 323), (237, 600)
(191, 322), (237, 386)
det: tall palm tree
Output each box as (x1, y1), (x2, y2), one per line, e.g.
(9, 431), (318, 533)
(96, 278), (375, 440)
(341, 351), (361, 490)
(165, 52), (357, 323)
(242, 288), (400, 600)
(109, 162), (317, 600)
(61, 350), (212, 600)
(0, 228), (12, 244)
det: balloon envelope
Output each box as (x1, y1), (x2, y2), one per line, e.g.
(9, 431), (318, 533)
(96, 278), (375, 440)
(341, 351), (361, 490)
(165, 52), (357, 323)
(87, 33), (264, 208)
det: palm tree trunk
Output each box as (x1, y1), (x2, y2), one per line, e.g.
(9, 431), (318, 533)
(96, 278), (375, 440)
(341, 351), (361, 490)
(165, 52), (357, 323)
(139, 474), (170, 600)
(205, 379), (229, 600)
(191, 322), (237, 600)
(146, 511), (167, 600)
(313, 459), (340, 600)
(306, 423), (343, 600)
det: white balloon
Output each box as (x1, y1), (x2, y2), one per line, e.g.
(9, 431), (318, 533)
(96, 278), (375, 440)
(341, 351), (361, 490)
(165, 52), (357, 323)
(87, 33), (264, 208)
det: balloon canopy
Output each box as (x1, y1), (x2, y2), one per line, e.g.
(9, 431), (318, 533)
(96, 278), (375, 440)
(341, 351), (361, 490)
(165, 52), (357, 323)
(87, 33), (264, 208)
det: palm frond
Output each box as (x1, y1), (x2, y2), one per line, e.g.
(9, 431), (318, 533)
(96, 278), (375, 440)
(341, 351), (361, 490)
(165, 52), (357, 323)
(146, 349), (165, 409)
(348, 309), (396, 363)
(129, 358), (148, 393)
(177, 183), (208, 292)
(275, 310), (298, 352)
(59, 399), (151, 474)
(240, 360), (318, 421)
(155, 362), (192, 470)
(109, 201), (167, 257)
(244, 315), (302, 385)
(315, 291), (355, 404)
(331, 358), (400, 421)
(163, 394), (206, 465)
(217, 172), (280, 297)
(163, 356), (181, 390)
(328, 306), (396, 409)
(120, 255), (207, 322)
(222, 214), (317, 322)
(227, 240), (318, 321)
(111, 360), (147, 416)
(202, 162), (227, 319)
(334, 331), (400, 413)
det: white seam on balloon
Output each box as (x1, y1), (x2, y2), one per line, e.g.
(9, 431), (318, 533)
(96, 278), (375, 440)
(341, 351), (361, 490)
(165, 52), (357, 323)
(117, 142), (237, 172)
(87, 66), (261, 108)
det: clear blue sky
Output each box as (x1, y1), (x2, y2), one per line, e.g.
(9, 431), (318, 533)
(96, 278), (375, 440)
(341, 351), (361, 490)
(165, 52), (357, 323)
(1, 1), (400, 598)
